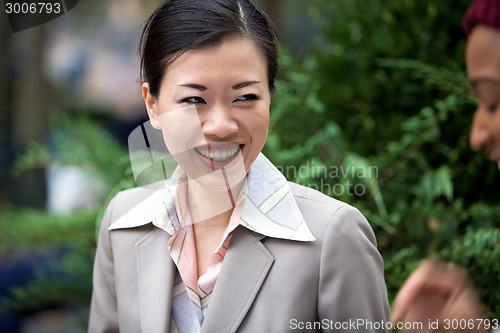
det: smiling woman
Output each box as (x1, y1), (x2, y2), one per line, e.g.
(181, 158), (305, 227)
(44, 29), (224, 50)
(143, 37), (270, 186)
(88, 1), (390, 332)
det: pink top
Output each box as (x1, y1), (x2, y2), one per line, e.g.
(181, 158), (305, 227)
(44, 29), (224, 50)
(167, 181), (243, 309)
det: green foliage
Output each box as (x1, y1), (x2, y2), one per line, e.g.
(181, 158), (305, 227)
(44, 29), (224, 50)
(0, 208), (97, 313)
(436, 217), (500, 318)
(0, 209), (95, 254)
(2, 111), (134, 315)
(1, 248), (95, 313)
(13, 110), (130, 186)
(264, 0), (500, 316)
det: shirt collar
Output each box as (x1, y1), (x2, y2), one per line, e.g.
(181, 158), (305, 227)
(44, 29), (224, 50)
(109, 153), (315, 242)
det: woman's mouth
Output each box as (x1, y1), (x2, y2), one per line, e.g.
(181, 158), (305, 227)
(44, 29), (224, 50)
(194, 144), (242, 163)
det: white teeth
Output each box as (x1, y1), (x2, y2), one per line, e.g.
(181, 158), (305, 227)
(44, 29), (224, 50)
(195, 146), (240, 162)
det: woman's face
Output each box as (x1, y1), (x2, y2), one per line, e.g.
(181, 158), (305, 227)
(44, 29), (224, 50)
(466, 25), (500, 168)
(142, 36), (270, 186)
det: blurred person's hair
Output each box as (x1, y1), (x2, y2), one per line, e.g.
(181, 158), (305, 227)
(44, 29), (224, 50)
(463, 0), (500, 34)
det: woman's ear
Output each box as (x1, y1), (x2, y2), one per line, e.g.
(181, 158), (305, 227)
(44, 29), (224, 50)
(142, 82), (161, 129)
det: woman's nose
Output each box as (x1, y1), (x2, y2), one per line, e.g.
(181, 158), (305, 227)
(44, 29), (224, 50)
(202, 104), (238, 138)
(469, 108), (492, 151)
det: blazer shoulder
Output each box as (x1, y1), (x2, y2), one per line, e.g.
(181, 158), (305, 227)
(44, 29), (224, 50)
(105, 181), (168, 224)
(288, 181), (354, 213)
(288, 181), (372, 237)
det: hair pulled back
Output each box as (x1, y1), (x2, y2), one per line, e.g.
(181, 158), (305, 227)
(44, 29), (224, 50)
(140, 0), (278, 98)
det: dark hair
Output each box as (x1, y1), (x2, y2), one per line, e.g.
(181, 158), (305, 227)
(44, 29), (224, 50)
(463, 0), (500, 35)
(139, 0), (278, 98)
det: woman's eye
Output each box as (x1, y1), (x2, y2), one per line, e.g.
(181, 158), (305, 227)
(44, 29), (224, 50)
(180, 96), (206, 104)
(234, 94), (261, 102)
(487, 101), (499, 113)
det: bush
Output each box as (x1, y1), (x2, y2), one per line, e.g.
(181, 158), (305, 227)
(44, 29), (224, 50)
(264, 0), (500, 317)
(0, 112), (134, 317)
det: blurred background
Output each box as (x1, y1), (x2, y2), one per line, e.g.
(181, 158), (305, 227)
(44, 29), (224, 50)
(1, 0), (499, 332)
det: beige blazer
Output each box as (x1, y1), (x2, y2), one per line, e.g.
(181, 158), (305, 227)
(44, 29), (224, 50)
(88, 182), (390, 333)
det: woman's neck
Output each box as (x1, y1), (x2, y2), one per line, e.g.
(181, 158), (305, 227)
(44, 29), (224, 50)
(184, 173), (245, 278)
(185, 175), (245, 229)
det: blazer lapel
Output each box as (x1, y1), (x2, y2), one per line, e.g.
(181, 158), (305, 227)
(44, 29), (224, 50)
(136, 227), (176, 333)
(201, 227), (274, 333)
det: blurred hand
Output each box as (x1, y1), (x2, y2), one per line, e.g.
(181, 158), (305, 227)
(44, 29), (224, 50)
(391, 259), (489, 333)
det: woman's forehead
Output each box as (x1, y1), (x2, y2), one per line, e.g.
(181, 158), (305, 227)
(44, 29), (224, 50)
(163, 37), (268, 84)
(467, 25), (500, 79)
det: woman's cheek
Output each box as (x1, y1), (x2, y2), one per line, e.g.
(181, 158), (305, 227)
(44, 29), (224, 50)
(158, 105), (205, 155)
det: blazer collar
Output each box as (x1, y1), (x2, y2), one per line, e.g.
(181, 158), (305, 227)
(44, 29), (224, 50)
(109, 153), (315, 242)
(240, 154), (315, 241)
(133, 225), (272, 333)
(201, 227), (274, 333)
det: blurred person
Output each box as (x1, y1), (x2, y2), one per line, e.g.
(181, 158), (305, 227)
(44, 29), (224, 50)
(392, 0), (500, 332)
(88, 0), (390, 332)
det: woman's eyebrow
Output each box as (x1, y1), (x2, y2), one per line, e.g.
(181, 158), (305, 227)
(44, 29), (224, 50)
(178, 83), (207, 91)
(178, 81), (260, 90)
(232, 81), (260, 90)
